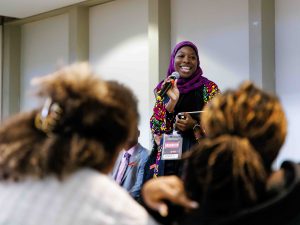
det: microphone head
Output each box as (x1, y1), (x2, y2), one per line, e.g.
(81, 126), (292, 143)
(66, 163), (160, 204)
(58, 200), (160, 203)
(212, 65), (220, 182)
(170, 72), (180, 79)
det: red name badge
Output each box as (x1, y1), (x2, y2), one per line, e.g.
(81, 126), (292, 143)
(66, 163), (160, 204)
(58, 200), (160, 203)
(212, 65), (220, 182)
(162, 134), (183, 160)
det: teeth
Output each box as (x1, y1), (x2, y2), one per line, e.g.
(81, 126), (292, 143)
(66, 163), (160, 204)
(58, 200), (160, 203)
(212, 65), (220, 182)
(181, 66), (190, 72)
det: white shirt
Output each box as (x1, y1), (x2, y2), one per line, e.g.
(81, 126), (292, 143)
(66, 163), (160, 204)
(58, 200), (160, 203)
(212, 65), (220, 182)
(0, 169), (159, 225)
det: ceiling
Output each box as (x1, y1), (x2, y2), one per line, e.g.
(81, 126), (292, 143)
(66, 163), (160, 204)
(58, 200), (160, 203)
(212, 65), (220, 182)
(0, 0), (87, 19)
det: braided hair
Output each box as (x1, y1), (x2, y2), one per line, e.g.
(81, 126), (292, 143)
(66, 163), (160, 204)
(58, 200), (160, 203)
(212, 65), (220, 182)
(202, 81), (287, 171)
(183, 81), (287, 218)
(184, 136), (267, 217)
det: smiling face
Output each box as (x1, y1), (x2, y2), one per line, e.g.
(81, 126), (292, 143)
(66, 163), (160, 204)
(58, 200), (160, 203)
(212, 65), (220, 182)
(174, 46), (198, 79)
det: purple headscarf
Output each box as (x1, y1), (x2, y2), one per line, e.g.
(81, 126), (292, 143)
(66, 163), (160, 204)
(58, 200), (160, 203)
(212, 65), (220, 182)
(156, 41), (210, 94)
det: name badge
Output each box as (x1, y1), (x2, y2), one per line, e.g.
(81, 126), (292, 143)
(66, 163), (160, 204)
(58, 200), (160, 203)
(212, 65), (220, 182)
(161, 134), (183, 160)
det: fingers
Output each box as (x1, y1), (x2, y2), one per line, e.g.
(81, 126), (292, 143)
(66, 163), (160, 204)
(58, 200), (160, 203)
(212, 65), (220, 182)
(142, 178), (166, 213)
(175, 118), (186, 132)
(176, 113), (193, 131)
(142, 176), (199, 217)
(157, 203), (169, 217)
(162, 176), (199, 210)
(181, 113), (197, 130)
(176, 192), (199, 209)
(173, 79), (178, 89)
(184, 112), (193, 120)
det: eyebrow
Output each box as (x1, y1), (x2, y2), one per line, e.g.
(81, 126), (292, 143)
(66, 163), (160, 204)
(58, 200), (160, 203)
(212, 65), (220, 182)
(176, 51), (197, 57)
(176, 50), (196, 55)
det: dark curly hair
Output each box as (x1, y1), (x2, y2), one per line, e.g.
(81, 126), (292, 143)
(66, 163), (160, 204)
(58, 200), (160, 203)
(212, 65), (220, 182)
(202, 81), (287, 170)
(184, 136), (267, 219)
(182, 81), (287, 221)
(0, 63), (139, 180)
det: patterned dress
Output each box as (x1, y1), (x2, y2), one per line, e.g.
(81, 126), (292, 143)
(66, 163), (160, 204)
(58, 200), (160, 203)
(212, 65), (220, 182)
(143, 81), (220, 182)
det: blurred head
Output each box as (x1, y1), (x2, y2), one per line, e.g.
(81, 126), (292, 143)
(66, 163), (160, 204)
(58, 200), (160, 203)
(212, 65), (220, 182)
(184, 136), (267, 216)
(183, 81), (287, 217)
(202, 81), (287, 170)
(0, 63), (139, 180)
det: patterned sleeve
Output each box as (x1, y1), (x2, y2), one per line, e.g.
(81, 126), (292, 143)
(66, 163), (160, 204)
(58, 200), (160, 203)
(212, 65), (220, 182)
(150, 95), (175, 136)
(202, 81), (220, 104)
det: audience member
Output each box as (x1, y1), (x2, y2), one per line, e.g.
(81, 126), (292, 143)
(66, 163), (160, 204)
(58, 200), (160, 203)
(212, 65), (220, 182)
(143, 81), (300, 225)
(144, 41), (220, 181)
(0, 63), (158, 225)
(142, 175), (198, 218)
(111, 127), (149, 202)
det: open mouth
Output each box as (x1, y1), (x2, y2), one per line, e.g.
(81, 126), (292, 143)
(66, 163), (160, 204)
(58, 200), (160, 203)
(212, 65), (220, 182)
(180, 66), (192, 73)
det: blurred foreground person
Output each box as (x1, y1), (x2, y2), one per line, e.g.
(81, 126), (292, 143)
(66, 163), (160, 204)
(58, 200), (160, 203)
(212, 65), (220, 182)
(0, 63), (158, 225)
(143, 81), (300, 225)
(180, 81), (296, 225)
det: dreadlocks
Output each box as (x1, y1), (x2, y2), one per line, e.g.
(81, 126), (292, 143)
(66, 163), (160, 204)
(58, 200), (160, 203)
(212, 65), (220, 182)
(202, 81), (287, 170)
(183, 81), (287, 218)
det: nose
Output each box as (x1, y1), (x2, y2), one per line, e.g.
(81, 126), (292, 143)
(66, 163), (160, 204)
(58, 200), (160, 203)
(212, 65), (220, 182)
(183, 56), (190, 63)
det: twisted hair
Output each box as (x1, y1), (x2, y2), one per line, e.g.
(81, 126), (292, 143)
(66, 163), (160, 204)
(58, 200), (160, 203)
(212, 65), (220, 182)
(183, 81), (287, 219)
(184, 136), (267, 212)
(0, 63), (139, 180)
(201, 81), (287, 170)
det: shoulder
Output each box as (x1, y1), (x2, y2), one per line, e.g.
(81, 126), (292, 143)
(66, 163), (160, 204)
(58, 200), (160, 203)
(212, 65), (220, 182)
(281, 161), (300, 184)
(201, 80), (220, 103)
(69, 169), (119, 193)
(136, 144), (150, 160)
(137, 143), (149, 152)
(203, 80), (220, 93)
(225, 161), (300, 225)
(73, 170), (158, 224)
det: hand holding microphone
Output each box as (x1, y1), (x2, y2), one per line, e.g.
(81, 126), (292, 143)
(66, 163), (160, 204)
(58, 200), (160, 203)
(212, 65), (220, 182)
(158, 72), (180, 98)
(157, 72), (180, 113)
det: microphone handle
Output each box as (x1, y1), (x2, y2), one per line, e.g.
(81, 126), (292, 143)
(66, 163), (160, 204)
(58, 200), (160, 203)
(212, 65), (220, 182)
(159, 81), (173, 97)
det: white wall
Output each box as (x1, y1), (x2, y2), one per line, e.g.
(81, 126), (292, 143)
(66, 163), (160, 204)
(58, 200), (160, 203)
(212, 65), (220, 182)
(171, 0), (300, 167)
(171, 0), (249, 91)
(14, 0), (300, 165)
(89, 0), (151, 148)
(20, 14), (69, 111)
(274, 0), (300, 166)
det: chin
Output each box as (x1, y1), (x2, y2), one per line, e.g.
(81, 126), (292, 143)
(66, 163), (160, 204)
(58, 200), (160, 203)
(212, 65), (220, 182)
(179, 73), (193, 79)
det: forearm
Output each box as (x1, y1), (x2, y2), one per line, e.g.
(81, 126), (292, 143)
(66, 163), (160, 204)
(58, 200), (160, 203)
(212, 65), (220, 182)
(165, 100), (177, 113)
(150, 97), (175, 135)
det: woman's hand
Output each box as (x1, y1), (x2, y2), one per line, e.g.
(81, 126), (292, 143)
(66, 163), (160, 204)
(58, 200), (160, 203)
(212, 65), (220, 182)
(165, 79), (180, 113)
(175, 112), (197, 132)
(142, 176), (199, 217)
(166, 79), (179, 102)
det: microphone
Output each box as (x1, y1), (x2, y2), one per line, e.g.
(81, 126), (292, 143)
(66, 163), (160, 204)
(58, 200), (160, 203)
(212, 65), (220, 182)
(158, 72), (180, 97)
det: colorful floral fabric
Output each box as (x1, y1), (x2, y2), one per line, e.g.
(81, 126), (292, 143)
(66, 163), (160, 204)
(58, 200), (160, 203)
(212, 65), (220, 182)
(150, 81), (220, 136)
(149, 82), (220, 178)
